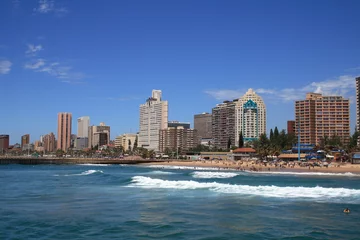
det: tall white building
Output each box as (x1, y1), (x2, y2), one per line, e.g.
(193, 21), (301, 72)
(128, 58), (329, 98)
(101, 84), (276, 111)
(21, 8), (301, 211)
(77, 116), (90, 138)
(139, 90), (168, 151)
(235, 88), (266, 142)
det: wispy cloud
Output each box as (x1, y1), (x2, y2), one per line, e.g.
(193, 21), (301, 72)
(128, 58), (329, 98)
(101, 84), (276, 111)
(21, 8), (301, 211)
(12, 0), (20, 8)
(345, 66), (360, 72)
(205, 75), (356, 103)
(24, 58), (45, 69)
(26, 44), (43, 56)
(0, 60), (12, 74)
(33, 0), (68, 15)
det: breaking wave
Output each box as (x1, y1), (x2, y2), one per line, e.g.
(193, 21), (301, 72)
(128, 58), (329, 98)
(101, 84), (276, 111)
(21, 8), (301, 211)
(129, 176), (360, 202)
(147, 165), (223, 171)
(192, 171), (239, 179)
(250, 171), (360, 177)
(77, 164), (111, 166)
(148, 171), (177, 175)
(55, 170), (104, 176)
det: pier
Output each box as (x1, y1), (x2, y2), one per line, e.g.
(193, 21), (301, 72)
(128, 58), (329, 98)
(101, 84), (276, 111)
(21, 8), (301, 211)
(0, 156), (166, 165)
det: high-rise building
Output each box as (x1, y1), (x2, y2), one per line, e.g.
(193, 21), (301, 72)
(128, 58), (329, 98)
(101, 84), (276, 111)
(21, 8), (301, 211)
(159, 126), (198, 153)
(139, 90), (168, 150)
(77, 116), (90, 138)
(287, 120), (296, 134)
(115, 133), (137, 151)
(356, 77), (360, 145)
(235, 89), (266, 142)
(88, 122), (110, 148)
(212, 100), (236, 149)
(43, 132), (56, 153)
(0, 135), (9, 154)
(57, 112), (72, 152)
(295, 93), (350, 146)
(194, 113), (212, 140)
(21, 134), (30, 148)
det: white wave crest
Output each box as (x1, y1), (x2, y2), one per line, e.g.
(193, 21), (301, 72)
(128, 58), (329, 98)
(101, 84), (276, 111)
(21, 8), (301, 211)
(147, 165), (222, 171)
(249, 171), (360, 177)
(57, 170), (103, 176)
(192, 171), (239, 179)
(149, 171), (176, 175)
(129, 176), (360, 201)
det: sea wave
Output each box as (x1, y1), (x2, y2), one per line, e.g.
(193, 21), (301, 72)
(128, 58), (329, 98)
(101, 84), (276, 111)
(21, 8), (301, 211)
(77, 164), (111, 166)
(192, 171), (239, 179)
(148, 171), (177, 175)
(249, 171), (360, 177)
(129, 176), (360, 201)
(147, 165), (223, 171)
(55, 170), (104, 176)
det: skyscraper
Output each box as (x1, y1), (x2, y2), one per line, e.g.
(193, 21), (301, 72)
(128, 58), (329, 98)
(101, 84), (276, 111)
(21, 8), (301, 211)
(43, 132), (56, 153)
(0, 135), (9, 154)
(57, 112), (72, 152)
(235, 89), (266, 142)
(139, 90), (168, 150)
(77, 116), (90, 138)
(212, 101), (236, 149)
(194, 113), (212, 140)
(356, 77), (360, 145)
(21, 134), (30, 148)
(295, 93), (350, 146)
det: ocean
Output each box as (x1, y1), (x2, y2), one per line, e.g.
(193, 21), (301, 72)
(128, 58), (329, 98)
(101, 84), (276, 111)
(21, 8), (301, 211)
(1, 164), (360, 240)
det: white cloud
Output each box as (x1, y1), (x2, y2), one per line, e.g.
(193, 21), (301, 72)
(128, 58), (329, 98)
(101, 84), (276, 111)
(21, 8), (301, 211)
(33, 0), (68, 15)
(24, 59), (45, 69)
(26, 44), (43, 56)
(0, 60), (12, 74)
(205, 75), (357, 103)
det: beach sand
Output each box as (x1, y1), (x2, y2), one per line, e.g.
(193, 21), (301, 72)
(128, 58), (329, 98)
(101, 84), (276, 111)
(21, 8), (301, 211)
(144, 160), (360, 174)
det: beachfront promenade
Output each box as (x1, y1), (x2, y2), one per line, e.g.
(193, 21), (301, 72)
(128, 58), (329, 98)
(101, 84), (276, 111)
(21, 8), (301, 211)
(0, 156), (166, 165)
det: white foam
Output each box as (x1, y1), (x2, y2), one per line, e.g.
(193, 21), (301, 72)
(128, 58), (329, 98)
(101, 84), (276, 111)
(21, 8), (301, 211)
(146, 165), (224, 171)
(129, 176), (360, 201)
(192, 171), (239, 179)
(249, 171), (359, 177)
(78, 164), (111, 166)
(149, 171), (176, 175)
(56, 170), (104, 176)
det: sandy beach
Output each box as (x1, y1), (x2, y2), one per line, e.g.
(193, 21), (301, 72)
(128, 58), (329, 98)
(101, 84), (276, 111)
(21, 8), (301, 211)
(144, 160), (360, 174)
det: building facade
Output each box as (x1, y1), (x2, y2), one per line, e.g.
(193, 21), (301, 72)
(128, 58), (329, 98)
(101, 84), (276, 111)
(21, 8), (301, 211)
(295, 93), (350, 146)
(21, 134), (30, 148)
(194, 113), (212, 141)
(88, 122), (110, 148)
(356, 77), (360, 145)
(212, 100), (236, 149)
(115, 133), (137, 151)
(75, 137), (88, 150)
(235, 89), (266, 142)
(139, 90), (168, 151)
(0, 135), (9, 154)
(43, 132), (56, 153)
(287, 120), (296, 134)
(77, 116), (90, 138)
(57, 112), (72, 152)
(159, 127), (198, 153)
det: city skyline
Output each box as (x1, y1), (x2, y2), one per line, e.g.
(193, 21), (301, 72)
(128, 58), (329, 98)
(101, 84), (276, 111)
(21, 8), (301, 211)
(1, 0), (360, 144)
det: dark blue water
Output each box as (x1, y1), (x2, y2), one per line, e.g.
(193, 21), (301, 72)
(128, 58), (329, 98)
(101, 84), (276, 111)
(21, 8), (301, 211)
(1, 164), (360, 240)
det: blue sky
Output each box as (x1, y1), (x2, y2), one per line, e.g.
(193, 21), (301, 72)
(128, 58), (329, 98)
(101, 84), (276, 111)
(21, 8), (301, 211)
(1, 0), (360, 144)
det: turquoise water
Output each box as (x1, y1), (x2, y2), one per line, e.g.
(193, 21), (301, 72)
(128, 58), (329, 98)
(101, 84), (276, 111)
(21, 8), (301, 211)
(1, 164), (360, 240)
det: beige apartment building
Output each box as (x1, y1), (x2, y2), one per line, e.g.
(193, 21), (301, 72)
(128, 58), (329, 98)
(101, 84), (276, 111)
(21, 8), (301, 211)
(57, 112), (72, 152)
(43, 132), (56, 153)
(295, 93), (350, 146)
(159, 127), (198, 153)
(139, 90), (168, 151)
(88, 122), (110, 148)
(115, 133), (137, 151)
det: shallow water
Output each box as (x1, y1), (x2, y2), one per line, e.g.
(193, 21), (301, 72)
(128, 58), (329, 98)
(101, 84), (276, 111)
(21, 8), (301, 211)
(1, 164), (359, 239)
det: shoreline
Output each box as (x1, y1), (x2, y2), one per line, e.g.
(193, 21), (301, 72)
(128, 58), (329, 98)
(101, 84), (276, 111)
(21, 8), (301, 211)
(142, 160), (360, 174)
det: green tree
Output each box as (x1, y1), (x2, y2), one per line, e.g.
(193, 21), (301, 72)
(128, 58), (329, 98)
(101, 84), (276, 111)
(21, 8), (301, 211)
(238, 131), (244, 148)
(128, 139), (132, 152)
(348, 127), (359, 153)
(269, 128), (274, 142)
(227, 137), (231, 150)
(133, 135), (138, 150)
